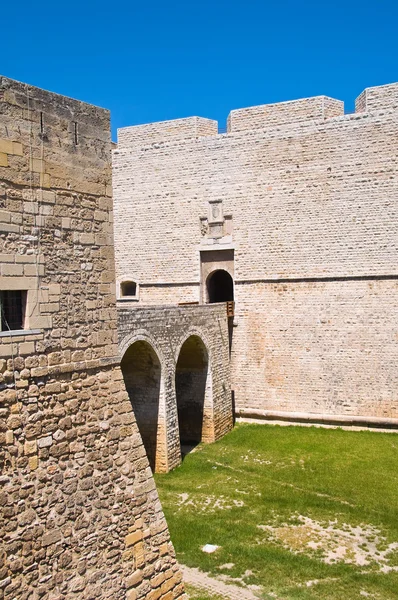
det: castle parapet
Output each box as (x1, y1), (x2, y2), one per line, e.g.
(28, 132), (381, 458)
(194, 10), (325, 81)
(118, 116), (218, 147)
(116, 83), (398, 145)
(355, 82), (398, 113)
(227, 96), (344, 133)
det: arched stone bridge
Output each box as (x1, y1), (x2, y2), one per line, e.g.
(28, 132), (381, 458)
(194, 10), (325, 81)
(117, 303), (233, 472)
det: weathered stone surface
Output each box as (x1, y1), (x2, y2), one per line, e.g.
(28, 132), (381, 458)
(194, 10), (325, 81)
(0, 76), (186, 600)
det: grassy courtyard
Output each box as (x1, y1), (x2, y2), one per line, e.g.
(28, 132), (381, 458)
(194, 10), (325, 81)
(155, 424), (398, 600)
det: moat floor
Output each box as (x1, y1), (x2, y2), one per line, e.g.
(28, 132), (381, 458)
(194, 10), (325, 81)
(155, 424), (398, 600)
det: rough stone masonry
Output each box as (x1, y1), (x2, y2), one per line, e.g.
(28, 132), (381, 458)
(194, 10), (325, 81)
(113, 82), (398, 425)
(0, 77), (186, 600)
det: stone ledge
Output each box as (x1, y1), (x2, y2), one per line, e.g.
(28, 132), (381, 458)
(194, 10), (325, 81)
(0, 329), (41, 338)
(237, 409), (398, 430)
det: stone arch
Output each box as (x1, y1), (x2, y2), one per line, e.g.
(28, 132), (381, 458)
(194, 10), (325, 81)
(175, 334), (214, 452)
(173, 326), (212, 366)
(121, 338), (165, 472)
(119, 330), (165, 366)
(206, 269), (234, 303)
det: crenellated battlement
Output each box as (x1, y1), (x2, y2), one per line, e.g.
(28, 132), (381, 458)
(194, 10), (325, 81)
(355, 81), (398, 112)
(117, 116), (218, 147)
(117, 82), (398, 147)
(226, 95), (344, 133)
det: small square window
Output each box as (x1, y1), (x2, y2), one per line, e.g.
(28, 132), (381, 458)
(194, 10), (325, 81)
(0, 290), (27, 332)
(121, 281), (137, 297)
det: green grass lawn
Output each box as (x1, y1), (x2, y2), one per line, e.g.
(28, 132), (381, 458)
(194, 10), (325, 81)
(155, 424), (398, 600)
(184, 584), (225, 600)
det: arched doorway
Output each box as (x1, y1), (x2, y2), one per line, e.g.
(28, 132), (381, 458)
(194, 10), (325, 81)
(121, 340), (161, 471)
(175, 335), (209, 454)
(206, 269), (234, 303)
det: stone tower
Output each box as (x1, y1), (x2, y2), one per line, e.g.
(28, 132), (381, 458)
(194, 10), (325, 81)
(0, 77), (185, 600)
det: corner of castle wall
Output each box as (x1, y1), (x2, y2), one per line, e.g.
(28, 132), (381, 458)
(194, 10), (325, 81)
(226, 112), (232, 133)
(355, 89), (367, 113)
(322, 96), (345, 119)
(194, 116), (219, 137)
(355, 82), (398, 113)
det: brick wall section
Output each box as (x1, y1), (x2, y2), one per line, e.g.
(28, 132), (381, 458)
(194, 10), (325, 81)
(118, 117), (218, 147)
(355, 82), (398, 112)
(355, 90), (367, 113)
(0, 77), (185, 600)
(118, 303), (233, 471)
(227, 96), (344, 132)
(113, 82), (398, 421)
(233, 279), (398, 418)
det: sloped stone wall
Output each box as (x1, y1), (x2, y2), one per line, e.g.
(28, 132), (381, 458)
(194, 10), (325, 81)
(0, 363), (184, 600)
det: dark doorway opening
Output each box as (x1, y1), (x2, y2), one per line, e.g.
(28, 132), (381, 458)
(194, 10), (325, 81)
(206, 269), (234, 303)
(175, 335), (208, 456)
(206, 269), (234, 353)
(121, 340), (161, 471)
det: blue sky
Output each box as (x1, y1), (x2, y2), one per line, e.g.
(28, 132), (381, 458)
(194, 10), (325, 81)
(1, 0), (397, 139)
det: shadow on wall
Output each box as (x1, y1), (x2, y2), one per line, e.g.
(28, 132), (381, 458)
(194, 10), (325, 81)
(121, 340), (161, 471)
(175, 335), (208, 450)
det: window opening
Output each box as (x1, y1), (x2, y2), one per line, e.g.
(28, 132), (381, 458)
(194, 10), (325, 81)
(0, 291), (27, 331)
(121, 281), (137, 297)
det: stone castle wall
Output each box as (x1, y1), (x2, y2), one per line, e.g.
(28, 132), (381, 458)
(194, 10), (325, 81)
(0, 77), (185, 600)
(113, 82), (398, 422)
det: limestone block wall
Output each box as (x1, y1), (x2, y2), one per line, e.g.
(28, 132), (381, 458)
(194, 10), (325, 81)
(227, 96), (344, 132)
(233, 279), (398, 419)
(0, 77), (185, 600)
(118, 117), (218, 147)
(118, 303), (233, 472)
(355, 82), (398, 112)
(113, 82), (398, 422)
